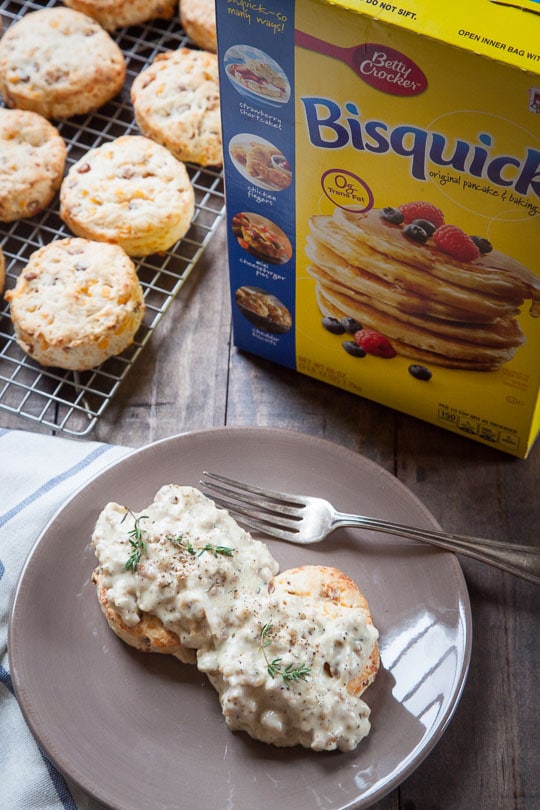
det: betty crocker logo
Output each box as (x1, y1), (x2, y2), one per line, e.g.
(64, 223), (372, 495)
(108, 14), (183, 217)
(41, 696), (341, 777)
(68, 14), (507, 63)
(354, 44), (427, 96)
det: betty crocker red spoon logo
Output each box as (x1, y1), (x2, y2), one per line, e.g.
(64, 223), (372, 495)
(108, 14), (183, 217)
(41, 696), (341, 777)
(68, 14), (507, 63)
(295, 31), (428, 96)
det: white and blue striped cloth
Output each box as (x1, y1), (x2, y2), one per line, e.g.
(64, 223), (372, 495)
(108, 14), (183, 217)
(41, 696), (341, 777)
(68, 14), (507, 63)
(0, 429), (132, 810)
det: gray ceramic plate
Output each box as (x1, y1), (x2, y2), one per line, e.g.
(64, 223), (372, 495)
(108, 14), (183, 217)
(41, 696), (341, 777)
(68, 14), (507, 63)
(9, 427), (472, 810)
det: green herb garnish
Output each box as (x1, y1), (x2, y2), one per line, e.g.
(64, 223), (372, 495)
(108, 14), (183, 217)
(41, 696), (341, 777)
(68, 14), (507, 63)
(259, 622), (311, 683)
(122, 510), (149, 571)
(281, 662), (312, 682)
(168, 534), (234, 558)
(191, 542), (234, 558)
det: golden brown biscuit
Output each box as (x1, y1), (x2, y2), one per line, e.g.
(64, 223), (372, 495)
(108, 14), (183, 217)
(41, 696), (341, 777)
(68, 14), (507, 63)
(201, 562), (380, 751)
(60, 135), (195, 256)
(131, 48), (222, 167)
(63, 0), (177, 31)
(0, 8), (126, 119)
(272, 565), (380, 695)
(91, 484), (280, 655)
(93, 573), (197, 664)
(6, 237), (145, 370)
(0, 108), (66, 222)
(180, 0), (217, 52)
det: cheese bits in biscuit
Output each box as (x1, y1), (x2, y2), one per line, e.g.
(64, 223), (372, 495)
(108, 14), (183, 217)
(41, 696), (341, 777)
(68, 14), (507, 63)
(0, 8), (126, 119)
(60, 135), (195, 256)
(6, 238), (145, 371)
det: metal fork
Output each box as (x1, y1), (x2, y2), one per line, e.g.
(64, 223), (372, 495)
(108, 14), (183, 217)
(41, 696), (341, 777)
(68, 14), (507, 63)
(200, 471), (540, 585)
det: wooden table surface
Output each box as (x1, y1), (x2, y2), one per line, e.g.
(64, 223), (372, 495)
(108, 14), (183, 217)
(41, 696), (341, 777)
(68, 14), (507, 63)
(2, 221), (539, 810)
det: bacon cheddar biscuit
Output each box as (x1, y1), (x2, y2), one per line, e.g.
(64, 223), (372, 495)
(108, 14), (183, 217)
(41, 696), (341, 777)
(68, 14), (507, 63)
(6, 237), (145, 370)
(131, 48), (222, 167)
(0, 108), (66, 222)
(63, 0), (177, 31)
(60, 135), (195, 256)
(0, 8), (126, 119)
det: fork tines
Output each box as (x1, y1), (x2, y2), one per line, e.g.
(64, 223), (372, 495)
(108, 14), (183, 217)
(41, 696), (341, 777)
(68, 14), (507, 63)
(199, 471), (304, 538)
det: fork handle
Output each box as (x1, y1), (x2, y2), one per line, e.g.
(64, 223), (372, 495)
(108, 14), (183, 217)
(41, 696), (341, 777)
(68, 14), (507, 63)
(332, 513), (540, 585)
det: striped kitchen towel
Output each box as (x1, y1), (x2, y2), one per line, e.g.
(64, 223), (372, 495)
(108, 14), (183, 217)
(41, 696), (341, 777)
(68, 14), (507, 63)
(0, 429), (132, 810)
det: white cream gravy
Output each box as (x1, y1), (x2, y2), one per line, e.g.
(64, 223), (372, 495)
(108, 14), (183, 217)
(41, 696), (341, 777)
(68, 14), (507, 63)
(91, 484), (378, 752)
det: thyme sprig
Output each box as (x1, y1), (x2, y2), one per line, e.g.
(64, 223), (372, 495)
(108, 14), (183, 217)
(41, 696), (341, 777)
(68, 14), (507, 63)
(259, 622), (311, 683)
(122, 510), (149, 571)
(168, 533), (234, 558)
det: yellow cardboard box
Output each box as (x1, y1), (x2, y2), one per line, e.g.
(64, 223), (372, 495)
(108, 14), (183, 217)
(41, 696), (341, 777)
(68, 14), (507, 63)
(216, 0), (540, 457)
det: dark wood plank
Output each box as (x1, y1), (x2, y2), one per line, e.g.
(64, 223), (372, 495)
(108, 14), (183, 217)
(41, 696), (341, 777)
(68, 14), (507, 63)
(226, 346), (399, 468)
(393, 420), (539, 810)
(94, 223), (232, 446)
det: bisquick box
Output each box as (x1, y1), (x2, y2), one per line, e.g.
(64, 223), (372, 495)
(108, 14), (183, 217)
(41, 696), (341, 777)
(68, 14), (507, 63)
(215, 0), (540, 458)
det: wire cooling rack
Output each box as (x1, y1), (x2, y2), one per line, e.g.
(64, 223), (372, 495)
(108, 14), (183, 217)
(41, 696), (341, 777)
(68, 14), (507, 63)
(0, 0), (225, 436)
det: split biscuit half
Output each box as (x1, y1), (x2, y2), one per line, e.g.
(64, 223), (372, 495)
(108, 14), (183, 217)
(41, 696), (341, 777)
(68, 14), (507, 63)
(93, 572), (197, 664)
(271, 564), (380, 695)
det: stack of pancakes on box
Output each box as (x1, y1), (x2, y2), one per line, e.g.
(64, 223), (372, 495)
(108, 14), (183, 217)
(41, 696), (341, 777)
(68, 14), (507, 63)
(306, 207), (540, 371)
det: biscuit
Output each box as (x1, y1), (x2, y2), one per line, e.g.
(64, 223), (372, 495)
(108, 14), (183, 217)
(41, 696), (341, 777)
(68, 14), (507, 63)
(93, 572), (197, 664)
(0, 8), (126, 119)
(131, 48), (222, 167)
(180, 0), (217, 52)
(91, 484), (280, 654)
(0, 109), (67, 222)
(90, 483), (380, 752)
(271, 565), (380, 696)
(59, 135), (195, 256)
(63, 0), (177, 31)
(203, 563), (380, 751)
(5, 237), (145, 371)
